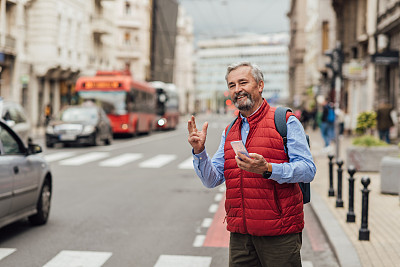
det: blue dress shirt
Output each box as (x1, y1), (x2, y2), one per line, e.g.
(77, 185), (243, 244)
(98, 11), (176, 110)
(192, 115), (316, 188)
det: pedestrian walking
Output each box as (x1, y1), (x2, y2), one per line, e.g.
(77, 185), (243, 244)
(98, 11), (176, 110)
(45, 104), (52, 126)
(376, 100), (394, 144)
(320, 100), (335, 148)
(187, 62), (316, 267)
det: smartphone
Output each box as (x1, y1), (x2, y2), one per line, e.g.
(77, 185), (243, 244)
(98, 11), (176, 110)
(230, 141), (250, 159)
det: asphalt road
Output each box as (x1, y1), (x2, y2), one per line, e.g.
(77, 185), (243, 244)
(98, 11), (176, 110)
(0, 114), (339, 267)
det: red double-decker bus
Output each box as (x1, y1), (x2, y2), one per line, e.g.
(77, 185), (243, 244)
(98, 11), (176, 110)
(75, 70), (156, 136)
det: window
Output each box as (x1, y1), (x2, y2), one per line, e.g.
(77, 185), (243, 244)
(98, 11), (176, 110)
(0, 125), (23, 155)
(322, 21), (329, 53)
(125, 1), (131, 15)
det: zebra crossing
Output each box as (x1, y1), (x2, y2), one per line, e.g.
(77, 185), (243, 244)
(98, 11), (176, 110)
(44, 151), (193, 169)
(0, 248), (213, 267)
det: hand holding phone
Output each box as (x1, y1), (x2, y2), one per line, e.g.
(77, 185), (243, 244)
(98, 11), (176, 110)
(230, 141), (250, 160)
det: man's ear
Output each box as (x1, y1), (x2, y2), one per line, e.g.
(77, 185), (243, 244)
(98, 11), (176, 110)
(258, 80), (264, 93)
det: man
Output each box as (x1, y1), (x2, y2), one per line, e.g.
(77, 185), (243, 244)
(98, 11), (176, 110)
(376, 100), (394, 144)
(187, 62), (316, 266)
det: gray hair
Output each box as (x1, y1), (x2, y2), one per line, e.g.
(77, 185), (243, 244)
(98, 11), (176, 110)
(225, 62), (264, 83)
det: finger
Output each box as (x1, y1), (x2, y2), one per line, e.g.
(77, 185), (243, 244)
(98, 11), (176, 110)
(191, 116), (197, 131)
(187, 119), (193, 133)
(237, 151), (250, 161)
(202, 122), (208, 135)
(248, 153), (262, 160)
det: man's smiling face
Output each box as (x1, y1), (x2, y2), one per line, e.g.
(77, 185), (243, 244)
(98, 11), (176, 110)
(227, 66), (264, 117)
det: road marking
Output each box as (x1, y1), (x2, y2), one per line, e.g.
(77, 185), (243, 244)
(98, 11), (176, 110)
(178, 157), (193, 169)
(44, 152), (77, 162)
(59, 152), (109, 166)
(201, 218), (213, 228)
(154, 255), (212, 267)
(192, 235), (206, 247)
(0, 248), (16, 260)
(208, 204), (219, 213)
(302, 261), (313, 267)
(43, 250), (112, 267)
(99, 153), (143, 167)
(139, 154), (177, 168)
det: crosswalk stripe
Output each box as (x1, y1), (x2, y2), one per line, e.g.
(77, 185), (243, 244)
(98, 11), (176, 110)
(192, 235), (206, 247)
(43, 250), (112, 267)
(139, 154), (177, 168)
(99, 153), (143, 167)
(44, 152), (77, 162)
(302, 261), (314, 267)
(0, 248), (16, 261)
(154, 255), (212, 267)
(178, 157), (194, 169)
(59, 152), (109, 166)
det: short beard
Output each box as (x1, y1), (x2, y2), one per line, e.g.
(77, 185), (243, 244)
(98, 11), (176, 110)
(233, 92), (254, 111)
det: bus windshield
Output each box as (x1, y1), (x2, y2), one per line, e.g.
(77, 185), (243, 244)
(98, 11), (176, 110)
(78, 91), (127, 115)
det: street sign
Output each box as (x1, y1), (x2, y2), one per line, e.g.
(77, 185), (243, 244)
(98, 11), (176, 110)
(371, 50), (399, 65)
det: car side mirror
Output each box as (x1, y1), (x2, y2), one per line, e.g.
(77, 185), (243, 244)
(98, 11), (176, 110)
(28, 143), (43, 154)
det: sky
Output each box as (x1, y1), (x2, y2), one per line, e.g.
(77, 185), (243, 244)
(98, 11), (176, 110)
(177, 0), (290, 40)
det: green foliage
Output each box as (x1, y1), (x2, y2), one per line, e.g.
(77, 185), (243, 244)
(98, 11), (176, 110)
(352, 135), (388, 147)
(355, 111), (376, 134)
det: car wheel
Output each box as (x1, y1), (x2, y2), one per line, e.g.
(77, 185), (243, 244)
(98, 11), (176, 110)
(104, 131), (113, 145)
(29, 179), (51, 225)
(46, 142), (54, 148)
(92, 132), (101, 146)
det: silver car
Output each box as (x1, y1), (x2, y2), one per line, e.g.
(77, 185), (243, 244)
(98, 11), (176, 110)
(0, 119), (52, 229)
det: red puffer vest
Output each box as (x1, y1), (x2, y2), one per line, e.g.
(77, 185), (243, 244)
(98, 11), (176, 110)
(224, 100), (304, 236)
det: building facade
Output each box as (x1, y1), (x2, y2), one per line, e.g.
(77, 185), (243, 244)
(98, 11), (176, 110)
(1, 0), (195, 127)
(173, 6), (195, 115)
(114, 0), (151, 81)
(195, 33), (290, 113)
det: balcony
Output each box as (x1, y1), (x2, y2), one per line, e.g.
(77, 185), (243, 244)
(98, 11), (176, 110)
(0, 33), (16, 55)
(115, 45), (141, 60)
(116, 17), (141, 29)
(92, 15), (113, 35)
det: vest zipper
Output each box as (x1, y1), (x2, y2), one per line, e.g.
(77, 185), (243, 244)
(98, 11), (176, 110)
(240, 170), (248, 233)
(273, 184), (284, 228)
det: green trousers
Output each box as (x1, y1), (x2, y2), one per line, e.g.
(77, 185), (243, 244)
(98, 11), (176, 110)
(229, 232), (302, 267)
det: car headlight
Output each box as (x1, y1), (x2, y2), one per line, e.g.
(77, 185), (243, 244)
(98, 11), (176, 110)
(46, 125), (54, 134)
(82, 125), (96, 135)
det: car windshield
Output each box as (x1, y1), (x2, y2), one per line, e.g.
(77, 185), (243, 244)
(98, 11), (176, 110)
(60, 107), (98, 123)
(77, 91), (127, 115)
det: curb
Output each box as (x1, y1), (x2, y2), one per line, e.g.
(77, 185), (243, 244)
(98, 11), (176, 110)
(310, 188), (362, 267)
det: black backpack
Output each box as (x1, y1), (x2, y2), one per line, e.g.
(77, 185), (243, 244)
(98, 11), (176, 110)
(225, 107), (311, 204)
(274, 107), (311, 204)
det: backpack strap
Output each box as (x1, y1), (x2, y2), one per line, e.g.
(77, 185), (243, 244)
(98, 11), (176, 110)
(225, 117), (238, 137)
(274, 107), (292, 159)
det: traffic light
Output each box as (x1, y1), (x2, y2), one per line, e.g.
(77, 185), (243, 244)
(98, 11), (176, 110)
(325, 48), (343, 77)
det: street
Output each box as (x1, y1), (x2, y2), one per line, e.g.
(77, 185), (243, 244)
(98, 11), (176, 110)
(0, 114), (339, 267)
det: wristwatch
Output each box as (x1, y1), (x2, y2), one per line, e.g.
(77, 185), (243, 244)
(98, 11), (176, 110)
(262, 162), (272, 179)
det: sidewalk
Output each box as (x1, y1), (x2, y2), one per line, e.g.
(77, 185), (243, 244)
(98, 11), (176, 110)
(308, 129), (400, 267)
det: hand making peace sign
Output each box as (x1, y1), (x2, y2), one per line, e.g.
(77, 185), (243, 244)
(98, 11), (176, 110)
(187, 115), (208, 154)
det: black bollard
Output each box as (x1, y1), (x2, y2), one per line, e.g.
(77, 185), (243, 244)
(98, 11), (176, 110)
(328, 154), (335, 197)
(359, 177), (371, 241)
(336, 159), (344, 208)
(346, 166), (356, 222)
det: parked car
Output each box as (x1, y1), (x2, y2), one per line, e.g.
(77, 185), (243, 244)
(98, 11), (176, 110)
(45, 103), (113, 148)
(0, 119), (52, 229)
(0, 101), (31, 145)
